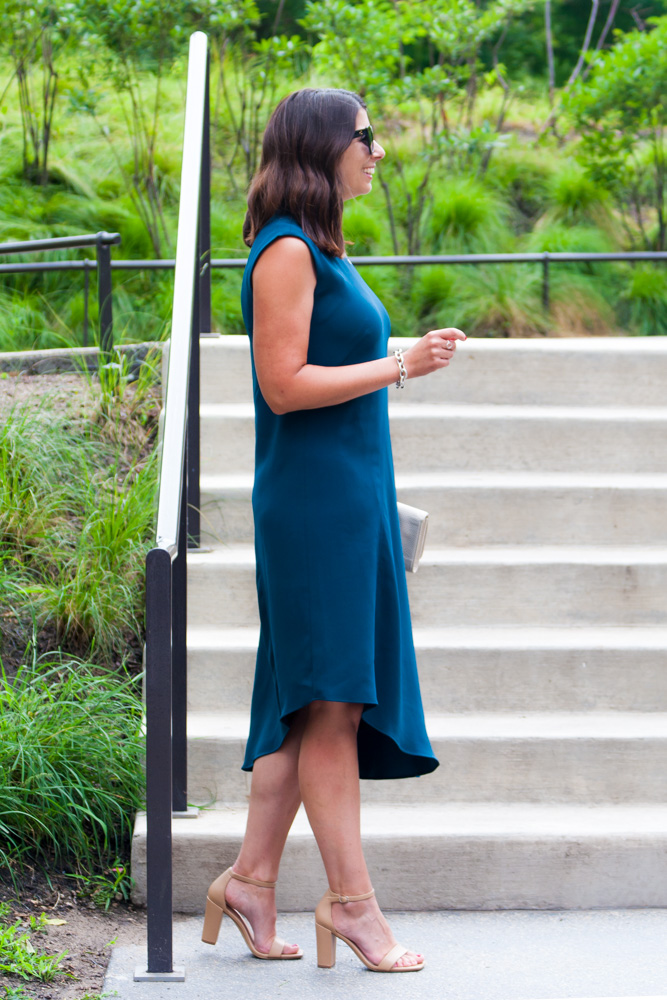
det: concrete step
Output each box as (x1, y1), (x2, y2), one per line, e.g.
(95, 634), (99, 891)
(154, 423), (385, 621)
(131, 801), (667, 911)
(187, 545), (667, 628)
(186, 625), (667, 714)
(186, 710), (667, 807)
(199, 334), (667, 407)
(199, 471), (667, 547)
(200, 402), (667, 475)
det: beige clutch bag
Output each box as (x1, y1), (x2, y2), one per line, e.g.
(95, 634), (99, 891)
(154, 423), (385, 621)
(397, 501), (429, 573)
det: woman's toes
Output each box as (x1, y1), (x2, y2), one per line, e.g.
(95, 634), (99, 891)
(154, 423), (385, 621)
(394, 950), (423, 968)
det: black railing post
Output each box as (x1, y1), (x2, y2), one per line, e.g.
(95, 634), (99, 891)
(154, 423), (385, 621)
(542, 252), (550, 311)
(144, 547), (174, 975)
(96, 235), (114, 354)
(83, 260), (91, 348)
(171, 445), (189, 813)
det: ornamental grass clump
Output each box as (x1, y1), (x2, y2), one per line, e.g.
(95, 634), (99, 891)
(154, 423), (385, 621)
(0, 372), (159, 669)
(0, 653), (145, 874)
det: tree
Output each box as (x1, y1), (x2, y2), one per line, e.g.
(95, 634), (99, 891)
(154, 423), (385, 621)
(69, 0), (197, 257)
(201, 0), (307, 190)
(0, 0), (78, 184)
(565, 16), (667, 250)
(301, 0), (532, 254)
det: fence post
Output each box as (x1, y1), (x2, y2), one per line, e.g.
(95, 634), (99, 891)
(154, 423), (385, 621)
(542, 252), (550, 311)
(83, 260), (91, 348)
(96, 237), (114, 354)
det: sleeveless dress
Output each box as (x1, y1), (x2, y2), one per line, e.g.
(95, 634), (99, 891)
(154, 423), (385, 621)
(240, 215), (438, 780)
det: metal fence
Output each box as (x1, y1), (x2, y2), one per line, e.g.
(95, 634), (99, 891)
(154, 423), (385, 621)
(0, 232), (120, 350)
(3, 248), (667, 354)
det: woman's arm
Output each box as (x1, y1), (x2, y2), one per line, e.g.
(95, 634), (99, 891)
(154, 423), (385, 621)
(252, 237), (465, 415)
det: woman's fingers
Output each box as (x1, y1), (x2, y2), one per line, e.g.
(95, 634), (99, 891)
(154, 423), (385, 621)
(402, 327), (466, 378)
(432, 327), (467, 342)
(432, 328), (466, 351)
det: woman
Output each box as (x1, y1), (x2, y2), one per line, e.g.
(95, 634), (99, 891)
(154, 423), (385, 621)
(202, 88), (465, 973)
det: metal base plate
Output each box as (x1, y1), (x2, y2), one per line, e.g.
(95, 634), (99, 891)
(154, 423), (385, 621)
(134, 966), (185, 982)
(172, 806), (199, 819)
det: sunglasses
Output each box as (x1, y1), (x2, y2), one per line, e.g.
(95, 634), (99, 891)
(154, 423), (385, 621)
(353, 125), (374, 153)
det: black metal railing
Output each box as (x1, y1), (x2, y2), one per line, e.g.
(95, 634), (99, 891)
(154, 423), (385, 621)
(5, 249), (665, 342)
(0, 232), (120, 350)
(139, 30), (210, 981)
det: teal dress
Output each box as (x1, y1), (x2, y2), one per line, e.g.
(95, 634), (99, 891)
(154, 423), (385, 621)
(240, 215), (438, 780)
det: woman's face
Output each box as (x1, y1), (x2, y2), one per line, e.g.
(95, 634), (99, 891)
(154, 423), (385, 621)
(338, 108), (385, 202)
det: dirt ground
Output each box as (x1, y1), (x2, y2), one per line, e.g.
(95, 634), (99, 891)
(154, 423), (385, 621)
(0, 869), (147, 999)
(0, 370), (96, 417)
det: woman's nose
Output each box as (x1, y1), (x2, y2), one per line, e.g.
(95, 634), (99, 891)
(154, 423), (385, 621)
(372, 141), (385, 160)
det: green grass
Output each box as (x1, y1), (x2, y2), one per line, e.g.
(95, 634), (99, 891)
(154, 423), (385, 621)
(0, 360), (160, 667)
(0, 357), (158, 877)
(0, 903), (67, 983)
(0, 652), (145, 874)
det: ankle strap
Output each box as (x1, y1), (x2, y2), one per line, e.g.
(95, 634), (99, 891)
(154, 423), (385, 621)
(231, 869), (277, 889)
(328, 887), (375, 903)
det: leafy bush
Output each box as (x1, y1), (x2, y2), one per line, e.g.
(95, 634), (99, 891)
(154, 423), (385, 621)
(618, 267), (667, 336)
(449, 263), (545, 338)
(565, 16), (667, 250)
(485, 146), (555, 228)
(426, 177), (512, 252)
(541, 162), (615, 233)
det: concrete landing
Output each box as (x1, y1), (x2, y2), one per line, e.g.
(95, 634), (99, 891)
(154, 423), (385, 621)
(105, 908), (667, 1000)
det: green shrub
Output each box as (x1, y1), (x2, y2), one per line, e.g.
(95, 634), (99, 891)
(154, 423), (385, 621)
(0, 653), (144, 873)
(343, 198), (385, 254)
(447, 263), (545, 338)
(426, 176), (512, 252)
(618, 267), (667, 336)
(0, 382), (159, 667)
(539, 161), (616, 236)
(485, 146), (555, 227)
(410, 265), (457, 319)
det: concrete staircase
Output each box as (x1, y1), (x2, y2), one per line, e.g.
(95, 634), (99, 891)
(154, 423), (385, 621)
(132, 334), (667, 912)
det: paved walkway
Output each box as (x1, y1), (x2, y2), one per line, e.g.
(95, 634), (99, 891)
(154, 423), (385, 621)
(105, 908), (667, 1000)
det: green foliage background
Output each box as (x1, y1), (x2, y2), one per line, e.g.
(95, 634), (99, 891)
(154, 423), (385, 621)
(0, 0), (666, 343)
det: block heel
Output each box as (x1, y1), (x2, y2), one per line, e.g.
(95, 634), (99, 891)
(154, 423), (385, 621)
(314, 887), (424, 973)
(201, 897), (224, 945)
(201, 867), (302, 960)
(315, 922), (336, 968)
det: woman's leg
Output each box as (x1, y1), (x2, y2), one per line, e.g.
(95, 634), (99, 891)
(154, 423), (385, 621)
(224, 716), (305, 955)
(298, 701), (422, 969)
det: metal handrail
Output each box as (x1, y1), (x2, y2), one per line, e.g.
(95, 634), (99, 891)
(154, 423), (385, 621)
(0, 231), (120, 255)
(141, 30), (209, 980)
(0, 231), (120, 349)
(4, 249), (666, 271)
(4, 251), (665, 319)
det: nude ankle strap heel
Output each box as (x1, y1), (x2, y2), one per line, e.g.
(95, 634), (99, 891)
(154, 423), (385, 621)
(314, 887), (424, 973)
(202, 867), (302, 960)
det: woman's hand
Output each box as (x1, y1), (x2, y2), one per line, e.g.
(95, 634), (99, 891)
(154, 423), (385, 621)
(402, 328), (467, 380)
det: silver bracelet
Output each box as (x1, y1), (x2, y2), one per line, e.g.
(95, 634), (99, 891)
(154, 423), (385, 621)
(394, 349), (407, 389)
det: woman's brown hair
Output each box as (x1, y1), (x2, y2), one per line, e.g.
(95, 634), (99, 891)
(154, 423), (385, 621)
(243, 88), (366, 257)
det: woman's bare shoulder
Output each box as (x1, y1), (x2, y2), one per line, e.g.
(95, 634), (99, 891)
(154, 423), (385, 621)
(254, 236), (315, 284)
